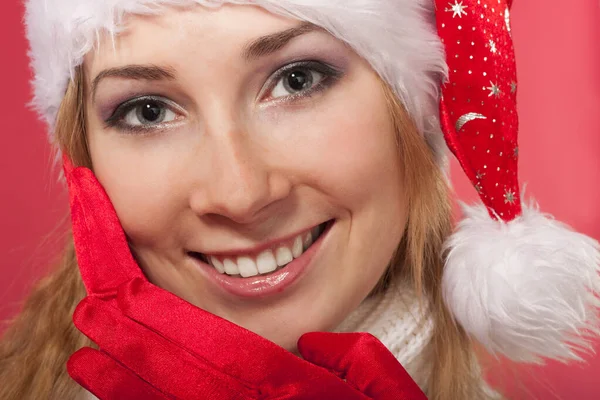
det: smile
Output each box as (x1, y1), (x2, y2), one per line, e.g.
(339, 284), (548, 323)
(188, 221), (333, 298)
(190, 222), (328, 278)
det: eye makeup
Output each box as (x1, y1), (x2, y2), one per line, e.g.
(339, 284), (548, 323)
(99, 56), (346, 135)
(258, 60), (344, 104)
(103, 95), (186, 134)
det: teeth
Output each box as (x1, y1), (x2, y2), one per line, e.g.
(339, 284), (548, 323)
(256, 250), (278, 274)
(275, 246), (293, 267)
(237, 257), (259, 278)
(203, 223), (328, 277)
(292, 236), (303, 258)
(210, 256), (225, 274)
(223, 258), (239, 275)
(303, 232), (313, 251)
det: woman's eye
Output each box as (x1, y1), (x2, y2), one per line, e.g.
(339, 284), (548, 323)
(270, 68), (325, 99)
(262, 61), (343, 102)
(122, 100), (178, 127)
(104, 96), (183, 133)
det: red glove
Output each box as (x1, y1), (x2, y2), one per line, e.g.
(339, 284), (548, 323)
(64, 158), (427, 400)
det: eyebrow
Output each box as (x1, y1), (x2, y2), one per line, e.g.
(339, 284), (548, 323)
(242, 22), (321, 61)
(90, 22), (320, 101)
(91, 64), (177, 102)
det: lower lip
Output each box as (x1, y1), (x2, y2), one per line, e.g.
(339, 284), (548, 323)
(190, 222), (333, 298)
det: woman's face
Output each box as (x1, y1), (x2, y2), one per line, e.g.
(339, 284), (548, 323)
(84, 4), (408, 351)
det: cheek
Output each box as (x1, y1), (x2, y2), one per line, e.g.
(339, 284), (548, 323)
(87, 133), (189, 247)
(317, 110), (399, 198)
(269, 80), (403, 208)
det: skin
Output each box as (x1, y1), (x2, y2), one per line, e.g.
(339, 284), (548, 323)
(84, 4), (408, 352)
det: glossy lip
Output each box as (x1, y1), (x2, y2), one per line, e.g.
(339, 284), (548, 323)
(189, 221), (333, 298)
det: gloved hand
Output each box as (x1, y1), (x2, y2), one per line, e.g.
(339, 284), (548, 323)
(64, 158), (427, 400)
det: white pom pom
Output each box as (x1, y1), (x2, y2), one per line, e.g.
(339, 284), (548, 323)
(442, 201), (600, 362)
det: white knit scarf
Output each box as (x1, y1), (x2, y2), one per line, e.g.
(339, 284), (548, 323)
(333, 281), (434, 391)
(333, 281), (503, 398)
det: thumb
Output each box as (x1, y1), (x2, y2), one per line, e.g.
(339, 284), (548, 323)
(298, 332), (427, 400)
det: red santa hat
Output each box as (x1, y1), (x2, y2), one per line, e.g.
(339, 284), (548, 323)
(24, 0), (600, 363)
(436, 0), (600, 362)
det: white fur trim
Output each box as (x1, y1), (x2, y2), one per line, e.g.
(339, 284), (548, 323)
(443, 201), (600, 362)
(23, 0), (448, 165)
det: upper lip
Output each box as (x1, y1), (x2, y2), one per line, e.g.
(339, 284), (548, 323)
(188, 222), (327, 259)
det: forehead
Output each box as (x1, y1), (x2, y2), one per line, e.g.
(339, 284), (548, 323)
(84, 4), (300, 76)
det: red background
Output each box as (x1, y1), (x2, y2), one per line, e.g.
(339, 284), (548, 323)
(1, 1), (599, 398)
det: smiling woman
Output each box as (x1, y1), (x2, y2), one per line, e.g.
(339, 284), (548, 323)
(82, 7), (411, 353)
(1, 1), (599, 400)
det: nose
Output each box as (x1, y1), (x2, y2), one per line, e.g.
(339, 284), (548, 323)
(189, 131), (292, 225)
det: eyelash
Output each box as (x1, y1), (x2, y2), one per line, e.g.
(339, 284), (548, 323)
(103, 60), (343, 134)
(262, 60), (342, 103)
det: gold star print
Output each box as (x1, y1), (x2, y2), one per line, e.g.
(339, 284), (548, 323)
(476, 171), (486, 180)
(513, 146), (519, 158)
(475, 183), (483, 194)
(445, 1), (468, 18)
(489, 40), (498, 54)
(510, 82), (517, 93)
(487, 81), (501, 97)
(504, 189), (516, 204)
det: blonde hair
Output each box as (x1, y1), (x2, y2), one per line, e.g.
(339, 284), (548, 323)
(0, 67), (498, 399)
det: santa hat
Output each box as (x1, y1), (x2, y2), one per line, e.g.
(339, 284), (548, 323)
(24, 0), (600, 362)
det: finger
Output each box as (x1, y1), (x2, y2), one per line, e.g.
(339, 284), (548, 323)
(118, 279), (321, 378)
(116, 278), (368, 399)
(67, 347), (173, 400)
(298, 332), (427, 400)
(117, 278), (289, 376)
(73, 297), (255, 400)
(65, 160), (145, 296)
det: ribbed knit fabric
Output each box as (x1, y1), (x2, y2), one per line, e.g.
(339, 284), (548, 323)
(333, 282), (434, 391)
(334, 281), (502, 398)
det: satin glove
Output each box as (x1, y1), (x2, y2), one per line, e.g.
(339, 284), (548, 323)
(64, 158), (427, 400)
